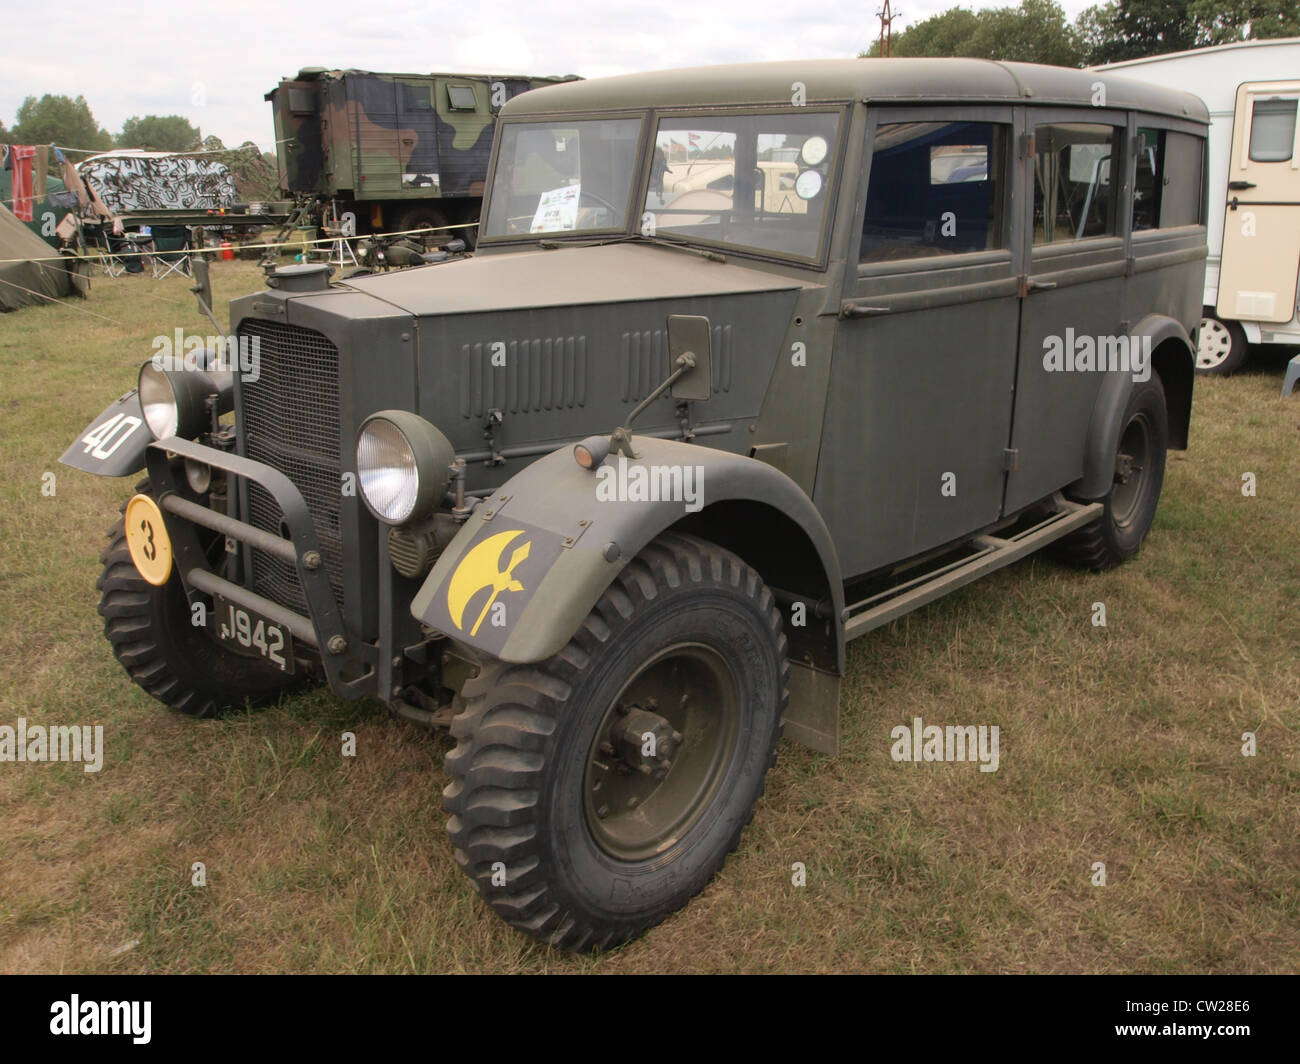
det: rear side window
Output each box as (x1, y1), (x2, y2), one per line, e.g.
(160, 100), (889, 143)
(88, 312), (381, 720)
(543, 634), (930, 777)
(1033, 123), (1122, 244)
(1249, 98), (1298, 163)
(860, 121), (1008, 263)
(1134, 128), (1205, 231)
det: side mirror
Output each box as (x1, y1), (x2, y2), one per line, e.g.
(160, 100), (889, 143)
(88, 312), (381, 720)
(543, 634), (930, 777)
(188, 253), (225, 338)
(667, 314), (713, 402)
(190, 254), (214, 316)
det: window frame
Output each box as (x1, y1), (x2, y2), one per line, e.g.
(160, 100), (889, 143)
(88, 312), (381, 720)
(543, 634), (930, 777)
(853, 103), (1020, 282)
(478, 111), (651, 243)
(638, 103), (851, 268)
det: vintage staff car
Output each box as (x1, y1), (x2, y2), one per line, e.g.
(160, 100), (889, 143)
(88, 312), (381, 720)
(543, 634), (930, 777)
(63, 59), (1208, 951)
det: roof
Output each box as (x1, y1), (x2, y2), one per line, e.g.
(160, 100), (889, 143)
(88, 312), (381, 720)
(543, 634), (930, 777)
(501, 57), (1209, 122)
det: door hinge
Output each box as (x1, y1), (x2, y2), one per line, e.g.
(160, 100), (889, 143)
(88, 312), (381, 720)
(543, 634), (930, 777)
(1002, 448), (1019, 472)
(1020, 132), (1035, 159)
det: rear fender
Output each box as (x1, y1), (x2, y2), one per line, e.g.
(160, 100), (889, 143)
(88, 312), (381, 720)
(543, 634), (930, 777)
(1069, 314), (1193, 500)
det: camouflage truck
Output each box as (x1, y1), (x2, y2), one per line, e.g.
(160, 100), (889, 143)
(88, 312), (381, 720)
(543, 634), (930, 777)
(65, 58), (1207, 952)
(267, 67), (579, 242)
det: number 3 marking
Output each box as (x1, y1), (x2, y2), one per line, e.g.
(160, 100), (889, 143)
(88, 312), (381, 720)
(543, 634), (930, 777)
(140, 518), (157, 561)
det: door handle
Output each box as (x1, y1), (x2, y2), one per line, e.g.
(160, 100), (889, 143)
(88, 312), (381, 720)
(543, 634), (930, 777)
(1025, 279), (1057, 294)
(839, 302), (890, 319)
(1228, 180), (1256, 191)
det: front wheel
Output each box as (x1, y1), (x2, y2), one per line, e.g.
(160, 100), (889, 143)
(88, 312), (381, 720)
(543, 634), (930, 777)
(97, 488), (302, 717)
(442, 532), (788, 951)
(1056, 375), (1169, 571)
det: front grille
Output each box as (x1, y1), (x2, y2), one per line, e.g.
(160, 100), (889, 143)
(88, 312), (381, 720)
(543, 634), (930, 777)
(238, 319), (343, 614)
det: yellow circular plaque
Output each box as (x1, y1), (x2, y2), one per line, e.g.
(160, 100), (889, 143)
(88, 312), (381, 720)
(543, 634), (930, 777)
(124, 493), (173, 586)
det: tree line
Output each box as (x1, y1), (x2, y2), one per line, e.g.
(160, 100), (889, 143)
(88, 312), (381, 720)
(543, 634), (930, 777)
(0, 95), (279, 200)
(863, 0), (1297, 65)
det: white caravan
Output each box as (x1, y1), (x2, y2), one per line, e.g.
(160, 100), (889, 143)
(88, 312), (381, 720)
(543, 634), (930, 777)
(1097, 38), (1300, 375)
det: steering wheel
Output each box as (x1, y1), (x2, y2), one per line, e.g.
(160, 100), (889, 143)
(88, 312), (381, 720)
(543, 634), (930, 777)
(578, 188), (620, 216)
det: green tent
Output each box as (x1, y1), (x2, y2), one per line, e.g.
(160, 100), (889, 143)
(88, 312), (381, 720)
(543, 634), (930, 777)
(0, 166), (72, 248)
(0, 200), (81, 312)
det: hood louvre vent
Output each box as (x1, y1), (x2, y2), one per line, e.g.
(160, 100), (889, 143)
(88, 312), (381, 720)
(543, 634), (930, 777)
(458, 336), (587, 418)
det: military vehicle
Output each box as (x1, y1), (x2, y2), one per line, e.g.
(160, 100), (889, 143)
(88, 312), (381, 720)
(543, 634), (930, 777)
(266, 67), (580, 242)
(63, 58), (1208, 951)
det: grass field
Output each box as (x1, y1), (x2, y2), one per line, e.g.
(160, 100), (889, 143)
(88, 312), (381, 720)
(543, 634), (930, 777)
(0, 262), (1296, 973)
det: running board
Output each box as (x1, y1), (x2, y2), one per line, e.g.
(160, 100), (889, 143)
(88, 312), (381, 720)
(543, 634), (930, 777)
(842, 499), (1103, 641)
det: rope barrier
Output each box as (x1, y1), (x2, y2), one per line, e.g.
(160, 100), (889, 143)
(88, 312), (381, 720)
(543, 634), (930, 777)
(0, 275), (123, 324)
(44, 141), (289, 156)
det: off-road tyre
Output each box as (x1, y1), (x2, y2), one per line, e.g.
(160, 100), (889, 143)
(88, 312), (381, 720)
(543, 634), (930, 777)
(1056, 375), (1169, 571)
(443, 532), (788, 951)
(97, 484), (302, 717)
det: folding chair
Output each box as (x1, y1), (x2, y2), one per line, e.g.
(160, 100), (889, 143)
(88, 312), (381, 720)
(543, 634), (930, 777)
(150, 226), (191, 279)
(121, 232), (153, 274)
(85, 221), (125, 277)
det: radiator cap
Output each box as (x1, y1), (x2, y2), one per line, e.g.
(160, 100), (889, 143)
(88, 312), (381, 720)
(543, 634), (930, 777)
(267, 263), (332, 292)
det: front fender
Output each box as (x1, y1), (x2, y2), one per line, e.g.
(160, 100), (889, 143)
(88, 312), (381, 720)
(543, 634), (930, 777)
(58, 388), (150, 477)
(412, 437), (845, 666)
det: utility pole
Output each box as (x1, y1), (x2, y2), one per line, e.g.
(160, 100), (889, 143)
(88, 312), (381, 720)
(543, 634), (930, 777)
(877, 0), (898, 57)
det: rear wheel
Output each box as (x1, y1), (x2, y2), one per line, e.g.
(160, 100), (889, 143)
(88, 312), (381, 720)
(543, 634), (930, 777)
(393, 206), (447, 240)
(97, 485), (301, 717)
(442, 532), (787, 951)
(1056, 375), (1169, 570)
(1196, 312), (1249, 375)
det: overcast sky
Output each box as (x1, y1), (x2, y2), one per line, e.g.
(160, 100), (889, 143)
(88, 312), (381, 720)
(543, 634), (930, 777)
(2, 0), (1096, 151)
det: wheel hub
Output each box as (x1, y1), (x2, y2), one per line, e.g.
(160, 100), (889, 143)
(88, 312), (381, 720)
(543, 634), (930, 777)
(583, 643), (739, 861)
(604, 699), (682, 780)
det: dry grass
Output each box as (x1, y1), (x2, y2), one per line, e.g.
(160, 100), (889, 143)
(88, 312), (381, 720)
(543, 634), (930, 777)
(0, 262), (1297, 973)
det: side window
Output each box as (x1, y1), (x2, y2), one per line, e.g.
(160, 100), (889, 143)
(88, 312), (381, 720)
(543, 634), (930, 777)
(1248, 97), (1298, 163)
(860, 121), (1008, 263)
(1133, 128), (1163, 232)
(1033, 123), (1122, 244)
(1134, 128), (1206, 232)
(1159, 131), (1204, 228)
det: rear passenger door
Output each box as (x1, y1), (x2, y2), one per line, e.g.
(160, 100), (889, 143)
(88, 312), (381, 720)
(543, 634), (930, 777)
(1006, 109), (1129, 512)
(818, 106), (1020, 577)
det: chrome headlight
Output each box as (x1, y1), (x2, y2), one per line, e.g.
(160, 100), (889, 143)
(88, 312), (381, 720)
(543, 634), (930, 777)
(138, 363), (183, 439)
(356, 411), (455, 525)
(138, 360), (233, 440)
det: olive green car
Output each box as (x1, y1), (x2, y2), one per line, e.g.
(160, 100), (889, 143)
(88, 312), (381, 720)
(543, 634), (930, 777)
(63, 58), (1208, 951)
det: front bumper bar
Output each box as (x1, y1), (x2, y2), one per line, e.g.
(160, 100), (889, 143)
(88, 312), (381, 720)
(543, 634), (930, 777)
(145, 436), (377, 697)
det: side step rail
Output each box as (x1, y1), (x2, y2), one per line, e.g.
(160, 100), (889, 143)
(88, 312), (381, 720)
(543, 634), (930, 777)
(843, 498), (1103, 641)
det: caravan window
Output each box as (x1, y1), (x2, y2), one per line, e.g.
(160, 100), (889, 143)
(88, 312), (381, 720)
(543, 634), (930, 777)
(1249, 98), (1298, 163)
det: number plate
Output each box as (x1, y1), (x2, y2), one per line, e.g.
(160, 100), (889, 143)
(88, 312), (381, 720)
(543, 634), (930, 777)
(209, 595), (294, 674)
